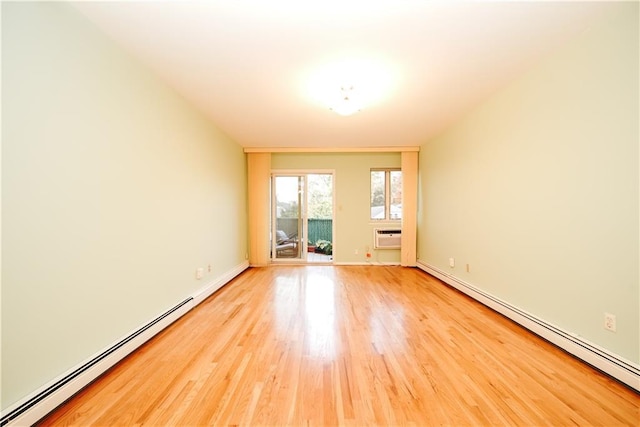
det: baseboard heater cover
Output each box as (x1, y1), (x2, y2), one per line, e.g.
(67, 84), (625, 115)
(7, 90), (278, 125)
(416, 261), (640, 392)
(1, 261), (249, 427)
(0, 298), (194, 427)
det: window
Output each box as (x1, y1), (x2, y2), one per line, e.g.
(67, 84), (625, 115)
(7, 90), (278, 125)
(370, 169), (402, 220)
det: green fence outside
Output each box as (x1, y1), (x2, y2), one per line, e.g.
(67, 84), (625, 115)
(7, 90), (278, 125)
(307, 219), (332, 245)
(275, 218), (332, 246)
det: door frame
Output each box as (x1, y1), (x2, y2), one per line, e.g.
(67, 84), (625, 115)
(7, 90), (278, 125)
(270, 169), (335, 264)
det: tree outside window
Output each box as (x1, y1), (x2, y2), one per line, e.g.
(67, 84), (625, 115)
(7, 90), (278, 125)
(370, 169), (402, 220)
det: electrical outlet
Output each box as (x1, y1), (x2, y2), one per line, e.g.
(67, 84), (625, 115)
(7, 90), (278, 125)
(604, 313), (616, 332)
(208, 264), (212, 273)
(449, 258), (455, 268)
(354, 249), (359, 255)
(196, 268), (204, 280)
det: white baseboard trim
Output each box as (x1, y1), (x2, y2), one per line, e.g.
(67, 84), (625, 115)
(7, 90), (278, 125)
(0, 261), (250, 427)
(193, 261), (249, 306)
(416, 260), (640, 392)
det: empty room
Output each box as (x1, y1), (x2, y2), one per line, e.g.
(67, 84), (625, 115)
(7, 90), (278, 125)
(2, 1), (638, 426)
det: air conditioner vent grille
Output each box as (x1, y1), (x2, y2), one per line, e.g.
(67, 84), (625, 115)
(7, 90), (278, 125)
(374, 228), (401, 249)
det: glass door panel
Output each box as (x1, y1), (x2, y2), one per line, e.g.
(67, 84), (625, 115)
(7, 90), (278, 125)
(306, 174), (333, 263)
(272, 175), (305, 260)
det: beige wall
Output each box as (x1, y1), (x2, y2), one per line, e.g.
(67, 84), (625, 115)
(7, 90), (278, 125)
(272, 152), (401, 264)
(418, 5), (639, 363)
(401, 151), (418, 266)
(247, 153), (271, 266)
(2, 2), (247, 409)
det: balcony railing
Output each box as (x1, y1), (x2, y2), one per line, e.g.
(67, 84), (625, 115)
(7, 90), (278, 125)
(275, 218), (332, 245)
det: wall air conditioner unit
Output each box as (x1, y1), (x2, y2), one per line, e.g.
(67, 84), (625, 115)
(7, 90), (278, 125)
(374, 228), (401, 249)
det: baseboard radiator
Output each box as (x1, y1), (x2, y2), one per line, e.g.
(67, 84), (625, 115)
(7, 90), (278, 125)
(1, 261), (249, 427)
(417, 261), (640, 392)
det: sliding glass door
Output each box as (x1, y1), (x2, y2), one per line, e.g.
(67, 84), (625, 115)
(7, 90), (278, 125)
(271, 172), (334, 263)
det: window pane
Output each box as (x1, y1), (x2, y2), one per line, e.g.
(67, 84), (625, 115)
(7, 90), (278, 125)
(390, 170), (402, 220)
(370, 170), (385, 219)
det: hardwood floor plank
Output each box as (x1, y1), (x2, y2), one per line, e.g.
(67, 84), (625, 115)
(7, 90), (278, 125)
(38, 266), (639, 426)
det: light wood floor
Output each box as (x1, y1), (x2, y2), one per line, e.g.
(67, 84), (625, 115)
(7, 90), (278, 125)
(40, 266), (639, 426)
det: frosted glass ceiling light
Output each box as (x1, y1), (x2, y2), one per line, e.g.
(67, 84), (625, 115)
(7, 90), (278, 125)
(304, 57), (399, 116)
(330, 86), (361, 116)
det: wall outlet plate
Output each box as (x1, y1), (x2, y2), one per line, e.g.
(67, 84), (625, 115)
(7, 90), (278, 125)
(604, 313), (616, 332)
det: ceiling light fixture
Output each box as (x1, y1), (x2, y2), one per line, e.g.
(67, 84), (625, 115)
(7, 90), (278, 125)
(330, 85), (361, 116)
(304, 57), (399, 116)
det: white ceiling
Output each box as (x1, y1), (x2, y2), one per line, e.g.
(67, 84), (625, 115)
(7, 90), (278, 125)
(73, 1), (615, 149)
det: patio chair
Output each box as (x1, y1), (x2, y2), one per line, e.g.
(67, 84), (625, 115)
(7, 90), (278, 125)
(275, 230), (298, 257)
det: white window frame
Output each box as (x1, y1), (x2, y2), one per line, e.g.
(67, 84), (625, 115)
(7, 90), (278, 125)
(370, 168), (402, 221)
